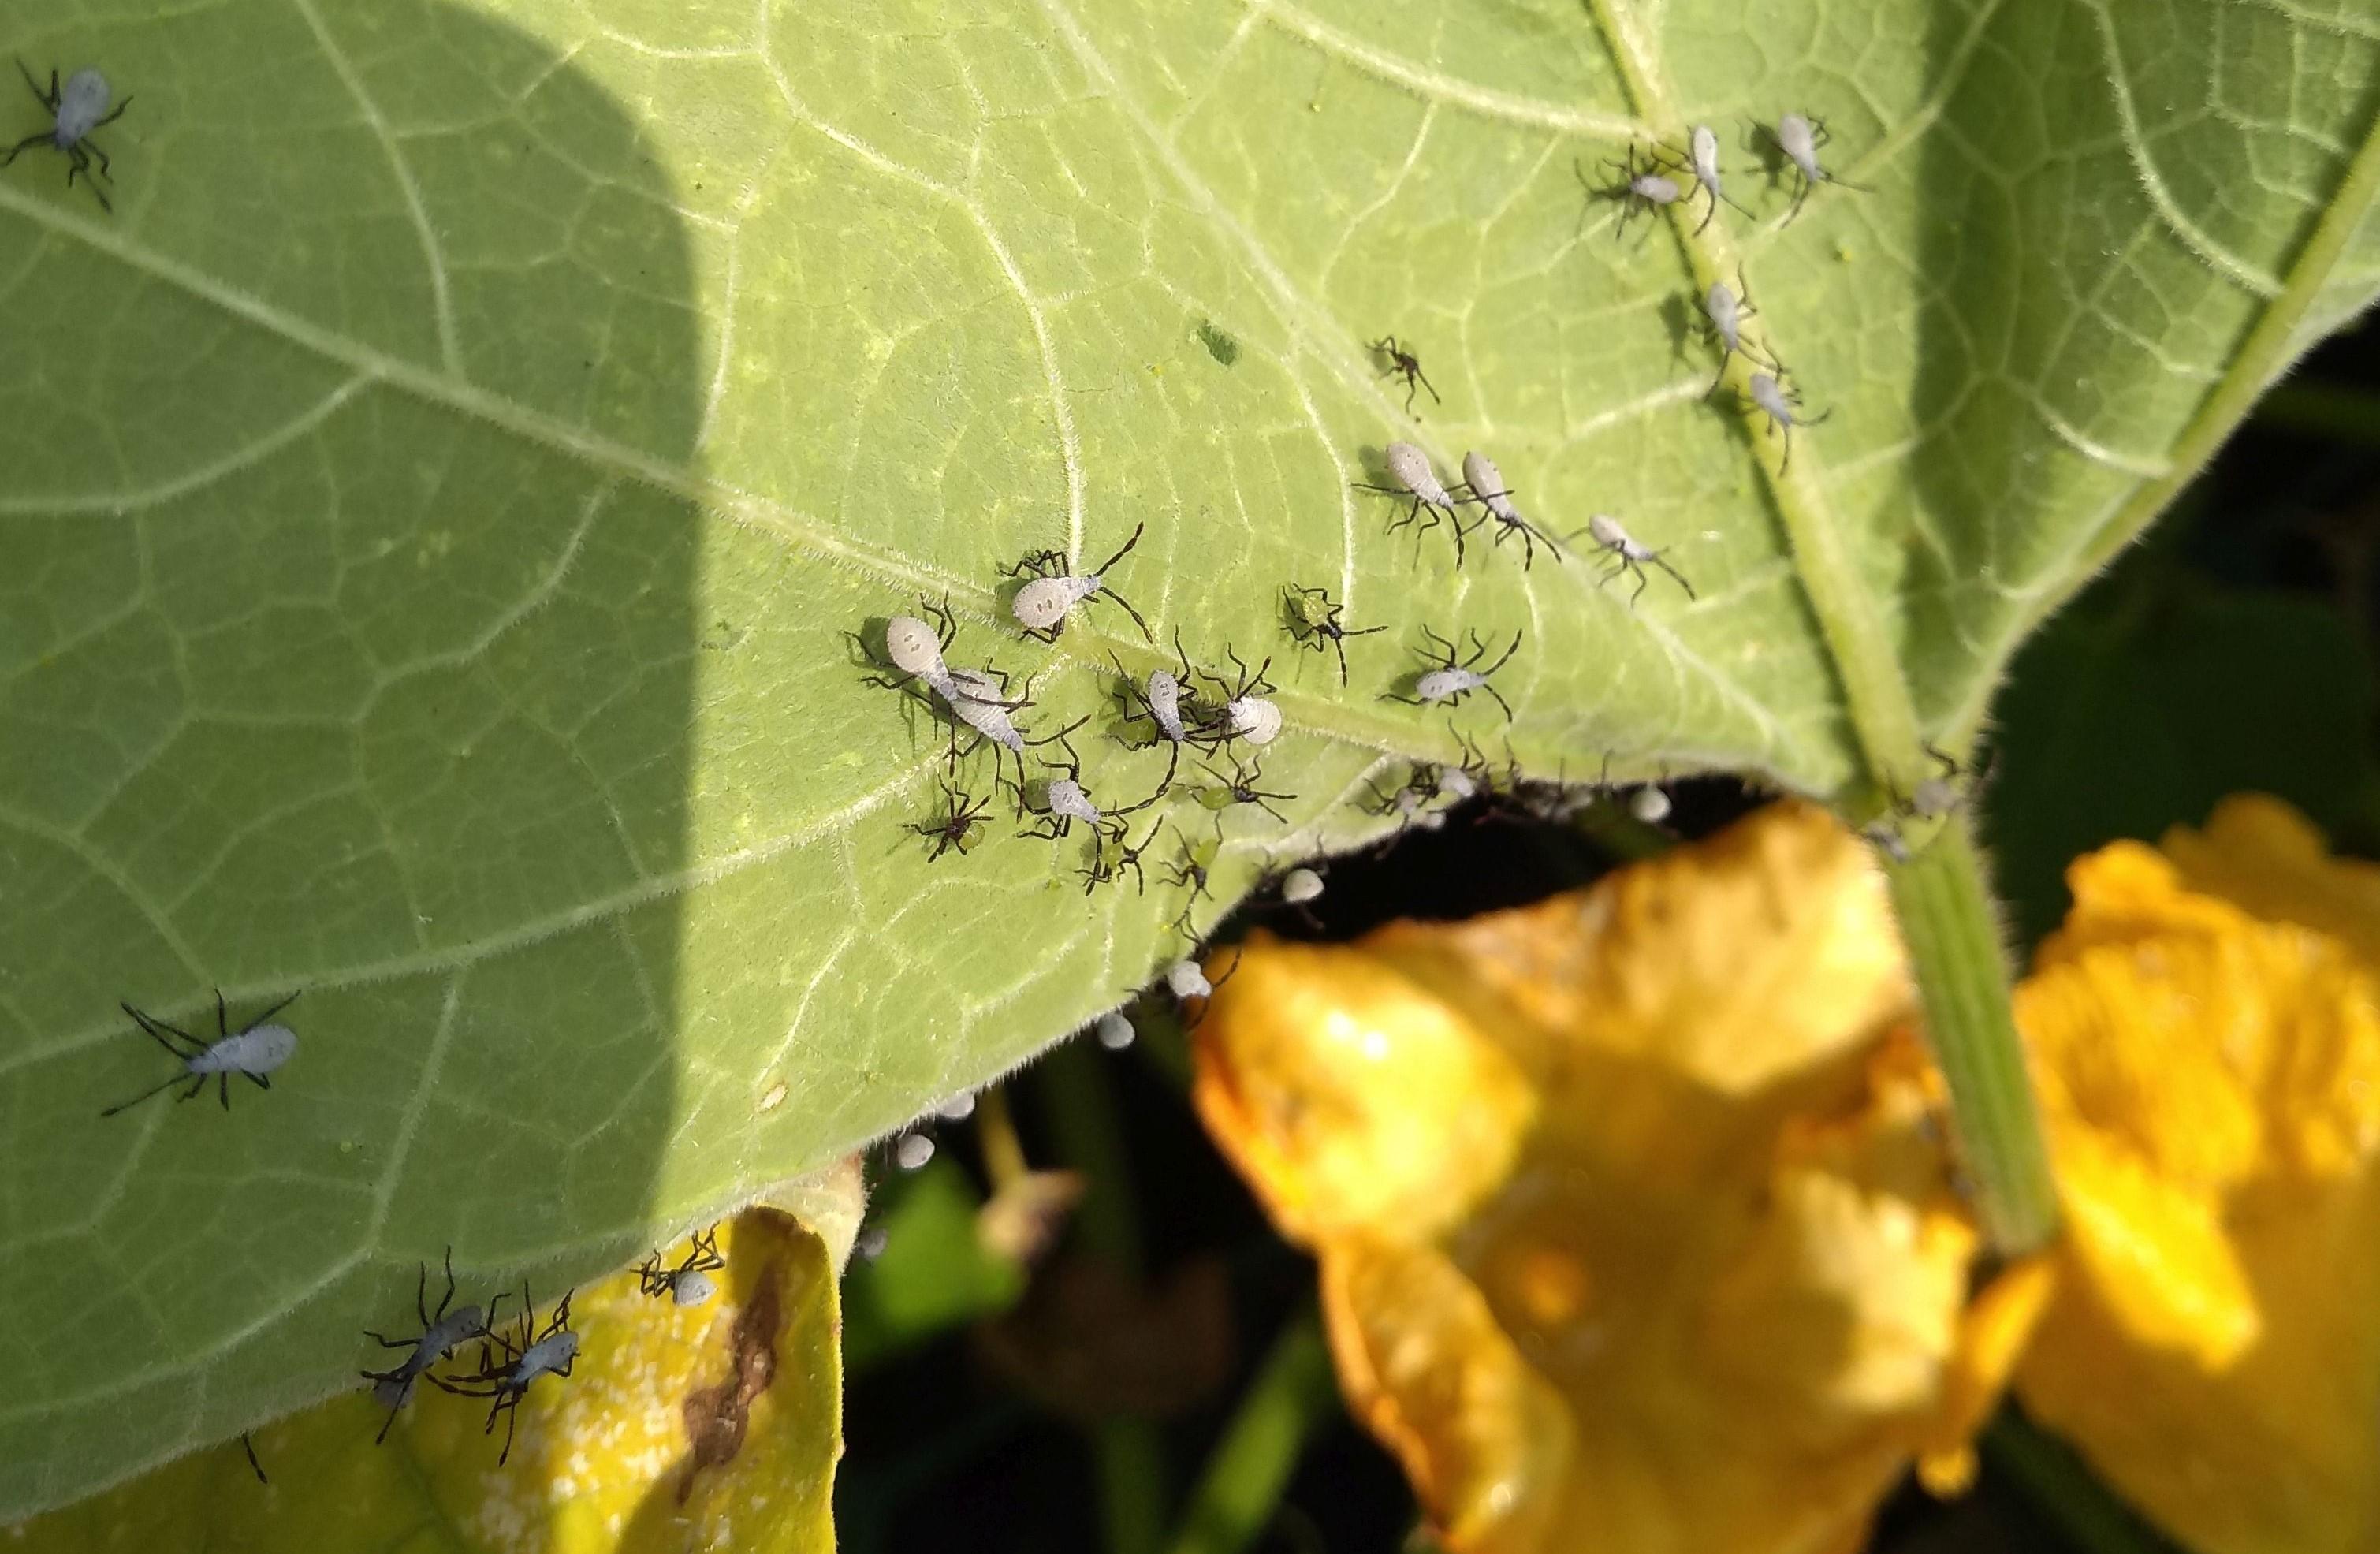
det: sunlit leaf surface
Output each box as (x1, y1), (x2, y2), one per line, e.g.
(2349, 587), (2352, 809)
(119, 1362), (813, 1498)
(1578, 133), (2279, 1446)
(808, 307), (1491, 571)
(2, 0), (2374, 1511)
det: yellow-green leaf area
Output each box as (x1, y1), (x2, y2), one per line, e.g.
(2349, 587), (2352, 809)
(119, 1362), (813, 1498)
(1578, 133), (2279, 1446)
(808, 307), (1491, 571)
(0, 1209), (840, 1552)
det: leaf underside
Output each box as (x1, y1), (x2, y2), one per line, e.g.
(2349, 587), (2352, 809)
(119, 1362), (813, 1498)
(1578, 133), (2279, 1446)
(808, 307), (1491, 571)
(1, 0), (2374, 1515)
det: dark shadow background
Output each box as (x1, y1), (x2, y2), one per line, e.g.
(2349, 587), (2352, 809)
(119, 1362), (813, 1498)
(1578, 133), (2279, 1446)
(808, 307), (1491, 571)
(0, 0), (695, 1515)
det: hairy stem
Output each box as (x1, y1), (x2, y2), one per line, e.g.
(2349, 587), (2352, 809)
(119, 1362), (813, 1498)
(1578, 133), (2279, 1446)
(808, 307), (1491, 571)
(1886, 821), (2059, 1250)
(1578, 0), (2053, 1247)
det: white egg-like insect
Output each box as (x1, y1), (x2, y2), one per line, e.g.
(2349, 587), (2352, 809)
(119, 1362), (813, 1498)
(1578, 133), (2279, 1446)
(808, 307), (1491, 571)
(101, 990), (300, 1117)
(1004, 524), (1153, 642)
(1095, 1010), (1136, 1050)
(1280, 867), (1324, 905)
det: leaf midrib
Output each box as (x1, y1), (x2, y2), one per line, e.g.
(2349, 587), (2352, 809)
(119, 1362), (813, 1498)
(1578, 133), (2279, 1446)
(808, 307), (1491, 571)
(1574, 0), (1924, 801)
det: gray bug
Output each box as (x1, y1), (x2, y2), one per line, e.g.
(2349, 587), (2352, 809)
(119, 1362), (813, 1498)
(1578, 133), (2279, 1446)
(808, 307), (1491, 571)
(1677, 125), (1752, 233)
(1004, 523), (1153, 643)
(1767, 113), (1871, 219)
(101, 990), (300, 1116)
(1629, 784), (1674, 825)
(637, 1226), (726, 1308)
(1700, 269), (1777, 393)
(1579, 145), (1682, 240)
(1363, 766), (1451, 838)
(1389, 626), (1523, 721)
(1094, 1009), (1137, 1050)
(1901, 741), (1989, 822)
(1744, 370), (1831, 474)
(1279, 866), (1325, 907)
(1354, 442), (1480, 566)
(937, 665), (1085, 807)
(430, 1286), (579, 1466)
(1455, 452), (1566, 570)
(361, 1248), (497, 1445)
(1016, 733), (1160, 843)
(1581, 513), (1696, 606)
(895, 1132), (936, 1170)
(3, 62), (130, 214)
(1191, 647), (1283, 749)
(1164, 946), (1241, 1017)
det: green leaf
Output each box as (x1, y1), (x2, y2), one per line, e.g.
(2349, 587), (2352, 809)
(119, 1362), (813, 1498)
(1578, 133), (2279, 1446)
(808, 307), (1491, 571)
(2, 0), (2375, 1515)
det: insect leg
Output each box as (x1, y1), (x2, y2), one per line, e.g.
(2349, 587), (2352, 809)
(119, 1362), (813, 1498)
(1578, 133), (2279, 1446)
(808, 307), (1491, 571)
(98, 1071), (191, 1118)
(1649, 553), (1697, 601)
(0, 131), (47, 168)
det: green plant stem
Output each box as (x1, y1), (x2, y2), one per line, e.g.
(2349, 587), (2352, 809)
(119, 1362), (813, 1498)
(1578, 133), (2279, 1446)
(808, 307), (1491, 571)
(1579, 0), (2062, 1251)
(1885, 820), (2059, 1251)
(1162, 1309), (1338, 1554)
(1039, 1044), (1167, 1554)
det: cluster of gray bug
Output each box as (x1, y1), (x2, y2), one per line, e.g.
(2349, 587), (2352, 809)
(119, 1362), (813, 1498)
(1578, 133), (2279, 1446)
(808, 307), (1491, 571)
(95, 985), (732, 1469)
(848, 114), (1883, 1020)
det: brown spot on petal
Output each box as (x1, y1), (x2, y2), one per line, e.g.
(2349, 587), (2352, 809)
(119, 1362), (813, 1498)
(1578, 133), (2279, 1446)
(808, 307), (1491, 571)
(677, 1257), (782, 1502)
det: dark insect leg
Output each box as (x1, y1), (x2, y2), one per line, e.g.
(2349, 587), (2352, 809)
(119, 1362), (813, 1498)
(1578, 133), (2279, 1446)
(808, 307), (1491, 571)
(1650, 553), (1696, 600)
(240, 989), (304, 1033)
(247, 1071), (271, 1090)
(85, 136), (111, 181)
(99, 1070), (190, 1118)
(218, 1071), (232, 1110)
(0, 130), (48, 169)
(121, 1002), (200, 1059)
(241, 1433), (267, 1485)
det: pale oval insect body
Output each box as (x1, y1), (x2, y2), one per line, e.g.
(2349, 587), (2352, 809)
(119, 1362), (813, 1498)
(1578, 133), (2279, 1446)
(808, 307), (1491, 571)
(1745, 370), (1831, 474)
(1012, 576), (1094, 632)
(1437, 765), (1481, 803)
(190, 1023), (296, 1077)
(671, 1269), (717, 1307)
(1360, 442), (1478, 564)
(1771, 113), (1871, 218)
(56, 70), (113, 145)
(1095, 1010), (1136, 1049)
(1281, 867), (1324, 905)
(1003, 523), (1152, 641)
(1630, 786), (1673, 825)
(1145, 669), (1185, 742)
(516, 1330), (579, 1386)
(1461, 451), (1519, 524)
(1047, 777), (1101, 827)
(1413, 669), (1478, 703)
(1706, 283), (1742, 355)
(1632, 171), (1679, 204)
(1166, 960), (1212, 1001)
(896, 1132), (936, 1170)
(885, 614), (952, 684)
(1689, 125), (1722, 196)
(1227, 695), (1282, 747)
(1582, 514), (1697, 606)
(1384, 441), (1454, 508)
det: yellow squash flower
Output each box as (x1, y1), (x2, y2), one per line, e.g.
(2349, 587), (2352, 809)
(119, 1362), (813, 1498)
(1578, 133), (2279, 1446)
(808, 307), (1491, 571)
(1194, 801), (2040, 1554)
(2015, 795), (2380, 1554)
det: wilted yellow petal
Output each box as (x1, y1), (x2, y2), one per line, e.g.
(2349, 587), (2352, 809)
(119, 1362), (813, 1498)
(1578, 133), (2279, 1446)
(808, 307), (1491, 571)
(2, 1206), (841, 1554)
(2016, 803), (2380, 1554)
(1197, 801), (2002, 1554)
